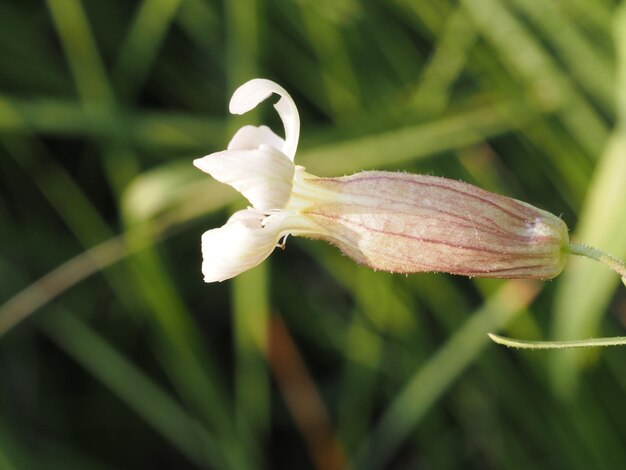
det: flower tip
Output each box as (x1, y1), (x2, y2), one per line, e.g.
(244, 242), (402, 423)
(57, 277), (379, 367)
(229, 78), (276, 115)
(203, 272), (229, 283)
(192, 157), (206, 170)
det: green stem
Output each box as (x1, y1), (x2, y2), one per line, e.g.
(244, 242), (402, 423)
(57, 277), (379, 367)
(489, 243), (626, 350)
(568, 242), (626, 287)
(488, 333), (626, 349)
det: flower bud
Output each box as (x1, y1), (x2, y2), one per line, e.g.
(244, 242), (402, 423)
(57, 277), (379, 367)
(301, 171), (569, 279)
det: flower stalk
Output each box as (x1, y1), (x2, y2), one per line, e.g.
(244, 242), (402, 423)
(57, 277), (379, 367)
(568, 242), (626, 287)
(488, 333), (626, 349)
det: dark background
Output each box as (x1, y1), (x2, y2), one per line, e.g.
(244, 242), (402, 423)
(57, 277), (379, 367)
(1, 0), (626, 468)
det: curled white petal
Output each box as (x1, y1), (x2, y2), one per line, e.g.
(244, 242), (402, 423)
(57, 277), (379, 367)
(227, 125), (284, 152)
(201, 209), (286, 282)
(229, 78), (300, 160)
(272, 94), (299, 160)
(193, 145), (295, 210)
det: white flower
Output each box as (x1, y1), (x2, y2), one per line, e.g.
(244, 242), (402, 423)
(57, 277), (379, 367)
(195, 79), (569, 283)
(193, 79), (330, 282)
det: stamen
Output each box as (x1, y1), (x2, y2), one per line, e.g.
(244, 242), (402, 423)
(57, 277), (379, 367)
(277, 234), (290, 250)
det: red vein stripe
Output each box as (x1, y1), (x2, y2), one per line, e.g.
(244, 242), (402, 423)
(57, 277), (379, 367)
(307, 211), (558, 259)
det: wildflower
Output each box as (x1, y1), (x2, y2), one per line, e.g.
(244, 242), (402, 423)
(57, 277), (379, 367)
(194, 78), (574, 283)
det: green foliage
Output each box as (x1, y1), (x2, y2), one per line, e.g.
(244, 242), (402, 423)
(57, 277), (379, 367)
(0, 0), (624, 468)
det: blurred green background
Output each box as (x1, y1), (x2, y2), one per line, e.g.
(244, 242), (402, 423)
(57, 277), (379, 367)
(1, 0), (626, 468)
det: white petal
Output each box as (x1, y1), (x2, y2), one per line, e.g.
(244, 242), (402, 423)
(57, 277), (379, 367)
(193, 145), (295, 210)
(229, 78), (300, 160)
(201, 209), (286, 282)
(227, 125), (284, 152)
